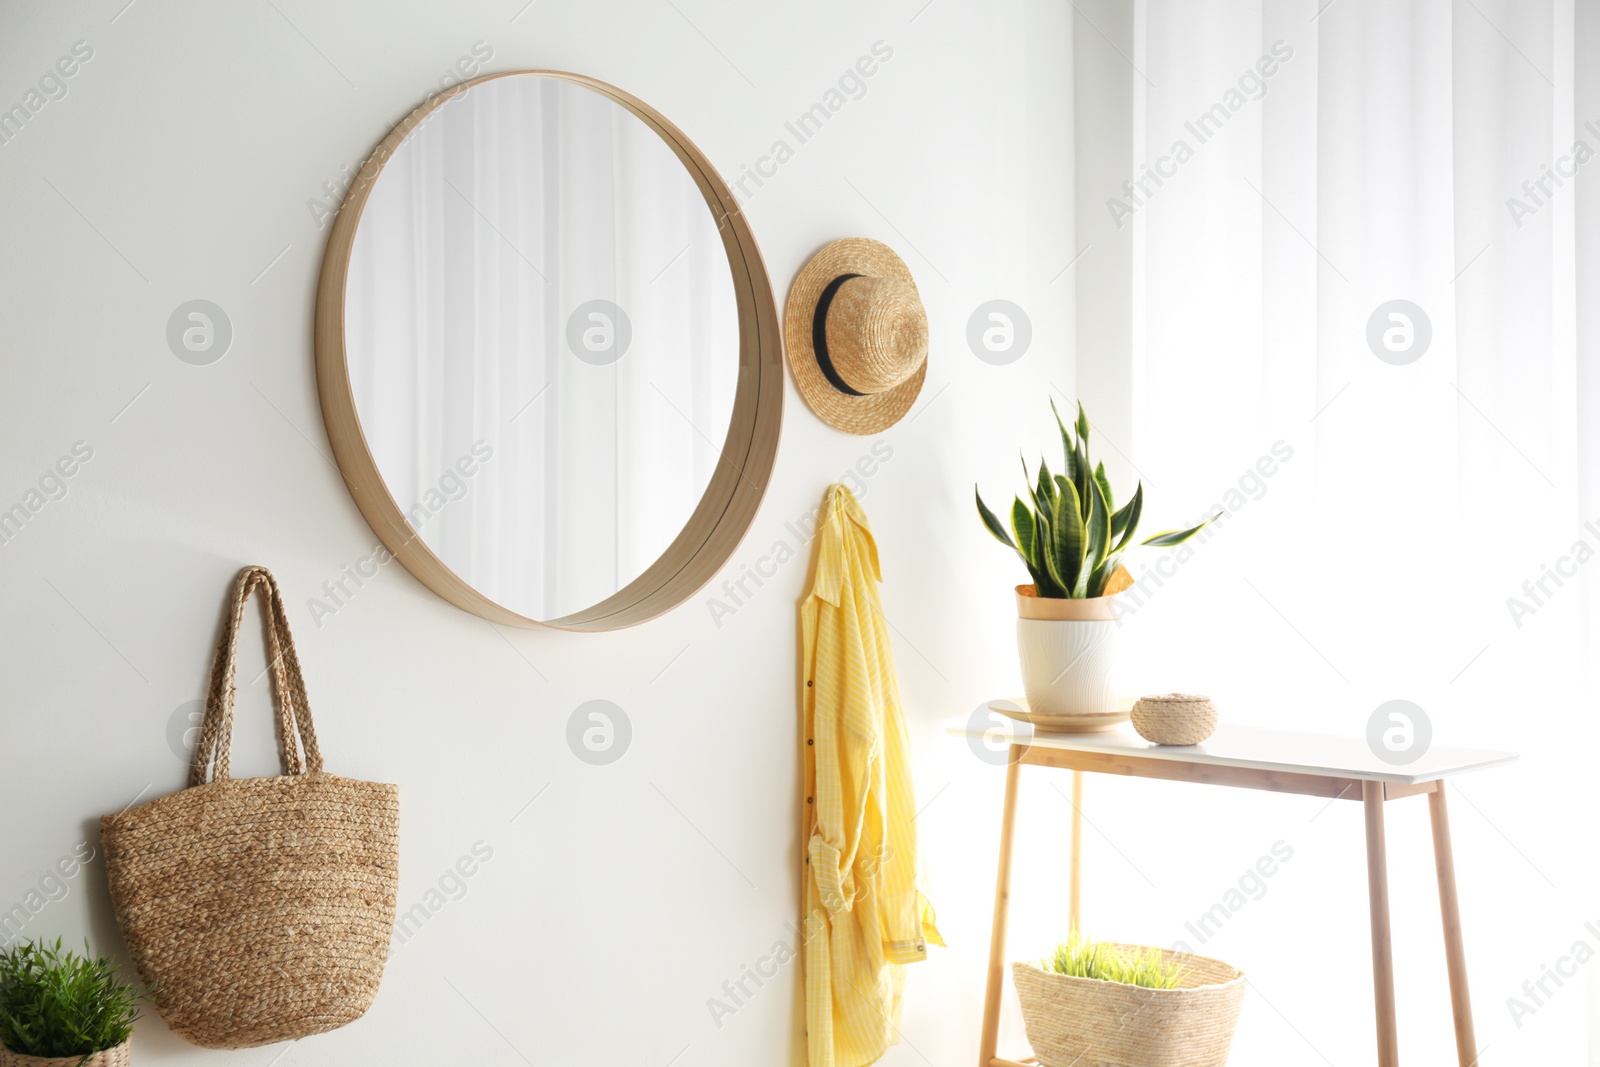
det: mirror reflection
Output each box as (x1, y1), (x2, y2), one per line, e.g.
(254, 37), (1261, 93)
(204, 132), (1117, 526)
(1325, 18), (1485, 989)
(345, 74), (740, 622)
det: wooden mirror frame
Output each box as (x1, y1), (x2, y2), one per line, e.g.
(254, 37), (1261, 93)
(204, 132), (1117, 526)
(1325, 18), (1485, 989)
(313, 70), (782, 631)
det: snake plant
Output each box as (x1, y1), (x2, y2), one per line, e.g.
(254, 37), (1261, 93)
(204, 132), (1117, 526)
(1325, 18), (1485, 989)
(975, 400), (1215, 599)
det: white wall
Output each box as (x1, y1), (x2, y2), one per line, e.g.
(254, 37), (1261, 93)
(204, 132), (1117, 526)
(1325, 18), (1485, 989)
(0, 2), (1079, 1064)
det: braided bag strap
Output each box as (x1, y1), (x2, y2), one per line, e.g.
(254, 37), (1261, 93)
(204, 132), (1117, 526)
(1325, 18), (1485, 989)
(189, 565), (324, 788)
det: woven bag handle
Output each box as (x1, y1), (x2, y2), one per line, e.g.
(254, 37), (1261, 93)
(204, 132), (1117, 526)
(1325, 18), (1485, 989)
(189, 565), (325, 787)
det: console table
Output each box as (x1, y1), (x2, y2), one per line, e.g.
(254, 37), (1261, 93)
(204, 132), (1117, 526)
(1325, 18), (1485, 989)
(951, 711), (1517, 1067)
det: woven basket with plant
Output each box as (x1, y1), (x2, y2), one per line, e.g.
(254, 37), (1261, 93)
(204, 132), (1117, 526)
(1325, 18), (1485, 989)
(1012, 934), (1244, 1067)
(0, 940), (145, 1067)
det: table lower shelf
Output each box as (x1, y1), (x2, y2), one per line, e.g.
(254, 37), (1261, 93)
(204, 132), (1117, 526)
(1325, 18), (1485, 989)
(978, 747), (1484, 1067)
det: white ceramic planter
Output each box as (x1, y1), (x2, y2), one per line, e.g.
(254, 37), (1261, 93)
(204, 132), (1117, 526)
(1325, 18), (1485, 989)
(1015, 585), (1122, 717)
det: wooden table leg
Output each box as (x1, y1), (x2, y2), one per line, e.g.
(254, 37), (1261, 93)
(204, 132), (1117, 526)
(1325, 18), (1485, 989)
(1068, 770), (1083, 933)
(1429, 784), (1480, 1066)
(979, 747), (1024, 1067)
(1363, 781), (1401, 1066)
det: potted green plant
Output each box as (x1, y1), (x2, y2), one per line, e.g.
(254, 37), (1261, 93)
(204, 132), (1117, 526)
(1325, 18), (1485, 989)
(0, 940), (145, 1067)
(1012, 933), (1244, 1067)
(975, 401), (1214, 717)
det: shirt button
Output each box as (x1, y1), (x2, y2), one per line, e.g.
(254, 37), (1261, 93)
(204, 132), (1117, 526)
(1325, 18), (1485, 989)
(807, 797), (813, 803)
(807, 680), (813, 687)
(807, 739), (814, 745)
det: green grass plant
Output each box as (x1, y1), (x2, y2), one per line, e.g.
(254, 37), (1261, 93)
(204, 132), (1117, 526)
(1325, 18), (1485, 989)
(0, 939), (146, 1058)
(1042, 932), (1186, 990)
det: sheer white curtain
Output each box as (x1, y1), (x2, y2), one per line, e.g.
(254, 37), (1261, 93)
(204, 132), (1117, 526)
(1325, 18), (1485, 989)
(347, 78), (737, 621)
(1079, 1), (1600, 1061)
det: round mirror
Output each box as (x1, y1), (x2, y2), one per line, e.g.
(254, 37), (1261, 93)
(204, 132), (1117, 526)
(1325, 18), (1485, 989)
(315, 72), (782, 630)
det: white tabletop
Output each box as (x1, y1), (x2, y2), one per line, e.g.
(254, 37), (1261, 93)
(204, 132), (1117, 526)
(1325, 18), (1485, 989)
(949, 715), (1518, 786)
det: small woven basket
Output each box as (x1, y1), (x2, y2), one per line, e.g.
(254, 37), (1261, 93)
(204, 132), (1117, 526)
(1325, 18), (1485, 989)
(1013, 948), (1244, 1067)
(0, 1043), (130, 1067)
(1131, 694), (1219, 746)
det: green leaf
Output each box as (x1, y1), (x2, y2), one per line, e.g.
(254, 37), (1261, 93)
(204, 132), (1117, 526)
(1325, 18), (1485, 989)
(1022, 550), (1055, 596)
(1086, 551), (1122, 598)
(1111, 482), (1144, 551)
(1050, 478), (1086, 594)
(1033, 554), (1066, 596)
(1036, 457), (1056, 514)
(1094, 461), (1114, 515)
(1140, 513), (1221, 547)
(1011, 498), (1037, 566)
(1040, 545), (1069, 596)
(1022, 460), (1051, 555)
(976, 487), (1016, 549)
(1075, 477), (1110, 598)
(1052, 399), (1079, 483)
(1073, 407), (1092, 517)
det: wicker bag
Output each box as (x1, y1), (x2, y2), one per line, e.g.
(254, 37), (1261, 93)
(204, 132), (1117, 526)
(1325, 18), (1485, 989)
(101, 566), (399, 1049)
(1012, 946), (1245, 1067)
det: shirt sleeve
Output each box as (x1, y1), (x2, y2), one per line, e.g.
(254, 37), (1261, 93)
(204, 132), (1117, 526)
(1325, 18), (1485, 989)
(808, 648), (874, 915)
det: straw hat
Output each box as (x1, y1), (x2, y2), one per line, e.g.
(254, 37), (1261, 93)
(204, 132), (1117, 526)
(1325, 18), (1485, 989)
(784, 238), (928, 435)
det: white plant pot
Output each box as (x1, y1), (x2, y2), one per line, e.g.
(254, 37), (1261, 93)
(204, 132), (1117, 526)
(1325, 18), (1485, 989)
(1015, 585), (1122, 717)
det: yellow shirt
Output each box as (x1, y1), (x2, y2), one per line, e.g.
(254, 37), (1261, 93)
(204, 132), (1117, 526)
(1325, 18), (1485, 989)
(802, 484), (943, 1067)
